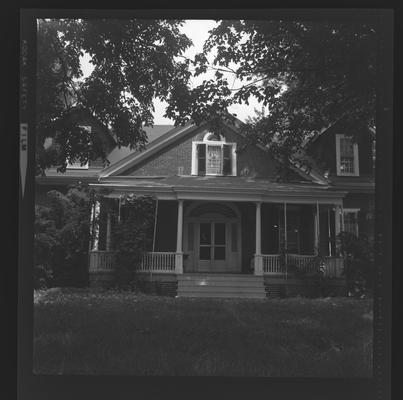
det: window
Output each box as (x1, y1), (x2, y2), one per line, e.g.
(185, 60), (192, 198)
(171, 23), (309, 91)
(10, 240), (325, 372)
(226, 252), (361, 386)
(191, 132), (237, 176)
(342, 209), (359, 236)
(66, 125), (91, 169)
(335, 134), (359, 176)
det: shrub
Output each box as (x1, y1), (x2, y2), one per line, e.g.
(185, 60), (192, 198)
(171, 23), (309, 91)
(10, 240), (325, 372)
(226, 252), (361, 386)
(34, 205), (57, 288)
(34, 183), (95, 287)
(338, 232), (374, 297)
(111, 194), (156, 288)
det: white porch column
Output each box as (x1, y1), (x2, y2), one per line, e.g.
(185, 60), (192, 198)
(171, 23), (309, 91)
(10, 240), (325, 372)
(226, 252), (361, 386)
(327, 207), (332, 256)
(106, 212), (112, 251)
(91, 200), (101, 251)
(254, 202), (263, 275)
(314, 202), (320, 255)
(175, 199), (184, 274)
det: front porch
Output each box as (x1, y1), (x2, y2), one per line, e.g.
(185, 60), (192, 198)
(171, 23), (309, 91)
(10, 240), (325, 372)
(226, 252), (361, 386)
(88, 199), (346, 294)
(87, 177), (348, 295)
(89, 250), (344, 278)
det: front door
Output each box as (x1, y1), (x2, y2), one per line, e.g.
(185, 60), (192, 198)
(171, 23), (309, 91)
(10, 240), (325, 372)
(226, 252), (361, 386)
(198, 222), (229, 272)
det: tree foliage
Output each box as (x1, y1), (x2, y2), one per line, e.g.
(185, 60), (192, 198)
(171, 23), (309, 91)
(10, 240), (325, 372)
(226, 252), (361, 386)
(167, 20), (377, 160)
(34, 183), (97, 287)
(37, 19), (377, 174)
(36, 19), (192, 174)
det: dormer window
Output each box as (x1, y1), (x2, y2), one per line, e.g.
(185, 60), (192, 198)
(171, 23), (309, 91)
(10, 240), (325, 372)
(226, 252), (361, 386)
(191, 133), (237, 176)
(335, 134), (359, 176)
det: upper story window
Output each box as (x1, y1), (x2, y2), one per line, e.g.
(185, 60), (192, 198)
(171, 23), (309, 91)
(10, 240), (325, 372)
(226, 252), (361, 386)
(342, 208), (360, 237)
(191, 132), (237, 176)
(335, 134), (359, 176)
(66, 125), (91, 169)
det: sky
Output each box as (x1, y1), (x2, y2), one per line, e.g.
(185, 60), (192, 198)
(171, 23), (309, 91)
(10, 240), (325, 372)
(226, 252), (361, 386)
(80, 20), (264, 125)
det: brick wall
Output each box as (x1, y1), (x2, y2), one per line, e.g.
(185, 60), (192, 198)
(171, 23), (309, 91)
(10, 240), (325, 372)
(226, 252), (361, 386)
(124, 125), (284, 179)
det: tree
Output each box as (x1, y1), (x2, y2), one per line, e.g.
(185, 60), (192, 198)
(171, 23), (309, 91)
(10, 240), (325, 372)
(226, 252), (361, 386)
(339, 232), (374, 296)
(36, 19), (192, 174)
(34, 183), (97, 286)
(166, 20), (377, 163)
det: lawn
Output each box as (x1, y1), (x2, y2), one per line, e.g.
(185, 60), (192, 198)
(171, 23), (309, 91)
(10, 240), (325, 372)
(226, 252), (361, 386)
(33, 288), (373, 377)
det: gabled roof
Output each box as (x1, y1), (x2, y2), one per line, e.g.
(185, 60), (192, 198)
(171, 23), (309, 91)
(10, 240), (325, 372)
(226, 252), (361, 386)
(106, 125), (173, 165)
(99, 120), (204, 177)
(99, 116), (325, 185)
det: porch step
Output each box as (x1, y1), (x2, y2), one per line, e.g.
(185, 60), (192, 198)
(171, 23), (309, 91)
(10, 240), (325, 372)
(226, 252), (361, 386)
(177, 274), (266, 299)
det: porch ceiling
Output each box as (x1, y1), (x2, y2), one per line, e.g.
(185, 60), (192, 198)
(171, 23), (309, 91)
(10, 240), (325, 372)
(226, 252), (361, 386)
(90, 176), (347, 204)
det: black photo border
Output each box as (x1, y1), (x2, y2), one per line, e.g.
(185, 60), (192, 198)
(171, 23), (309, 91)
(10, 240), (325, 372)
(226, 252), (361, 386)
(16, 6), (394, 400)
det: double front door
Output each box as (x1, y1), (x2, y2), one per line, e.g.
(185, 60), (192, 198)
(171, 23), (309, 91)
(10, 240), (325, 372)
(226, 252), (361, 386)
(199, 222), (227, 271)
(195, 220), (240, 273)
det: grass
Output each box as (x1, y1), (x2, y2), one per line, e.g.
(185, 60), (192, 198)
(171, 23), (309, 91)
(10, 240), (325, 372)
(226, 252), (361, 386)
(33, 288), (373, 377)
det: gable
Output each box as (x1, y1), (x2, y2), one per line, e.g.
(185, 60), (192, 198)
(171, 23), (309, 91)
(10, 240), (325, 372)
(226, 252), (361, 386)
(306, 122), (374, 176)
(119, 123), (308, 181)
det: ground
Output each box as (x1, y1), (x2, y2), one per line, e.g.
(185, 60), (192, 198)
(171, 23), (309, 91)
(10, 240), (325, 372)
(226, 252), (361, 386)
(33, 288), (373, 377)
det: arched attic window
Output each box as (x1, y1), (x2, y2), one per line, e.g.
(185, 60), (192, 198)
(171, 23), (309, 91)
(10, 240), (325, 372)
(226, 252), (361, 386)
(191, 132), (237, 176)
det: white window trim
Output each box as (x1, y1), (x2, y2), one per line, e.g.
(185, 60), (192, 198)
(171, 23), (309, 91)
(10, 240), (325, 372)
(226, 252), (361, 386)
(66, 125), (91, 170)
(191, 139), (237, 176)
(335, 134), (359, 176)
(342, 208), (360, 237)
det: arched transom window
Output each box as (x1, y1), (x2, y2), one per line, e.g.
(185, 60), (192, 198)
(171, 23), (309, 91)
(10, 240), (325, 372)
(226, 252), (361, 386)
(191, 132), (237, 176)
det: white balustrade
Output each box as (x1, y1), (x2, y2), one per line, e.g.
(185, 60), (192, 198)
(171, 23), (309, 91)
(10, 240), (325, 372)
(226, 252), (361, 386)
(261, 253), (343, 277)
(261, 254), (282, 274)
(138, 252), (177, 273)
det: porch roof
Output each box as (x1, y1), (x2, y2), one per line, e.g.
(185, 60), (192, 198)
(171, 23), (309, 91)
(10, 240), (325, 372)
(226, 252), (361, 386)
(90, 175), (347, 204)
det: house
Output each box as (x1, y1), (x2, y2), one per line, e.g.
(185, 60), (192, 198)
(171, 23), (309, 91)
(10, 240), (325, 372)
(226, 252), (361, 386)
(36, 113), (375, 298)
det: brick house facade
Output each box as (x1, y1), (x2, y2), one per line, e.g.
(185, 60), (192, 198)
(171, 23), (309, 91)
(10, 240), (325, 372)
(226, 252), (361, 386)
(36, 114), (375, 297)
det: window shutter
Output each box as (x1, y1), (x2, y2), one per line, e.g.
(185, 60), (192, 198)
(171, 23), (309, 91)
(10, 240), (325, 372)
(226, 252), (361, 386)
(223, 144), (232, 175)
(197, 143), (206, 175)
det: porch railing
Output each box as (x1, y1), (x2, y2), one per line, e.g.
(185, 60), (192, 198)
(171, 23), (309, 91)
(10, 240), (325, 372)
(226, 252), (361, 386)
(262, 254), (282, 274)
(89, 251), (178, 274)
(260, 253), (344, 278)
(89, 251), (115, 272)
(287, 254), (317, 273)
(138, 252), (176, 273)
